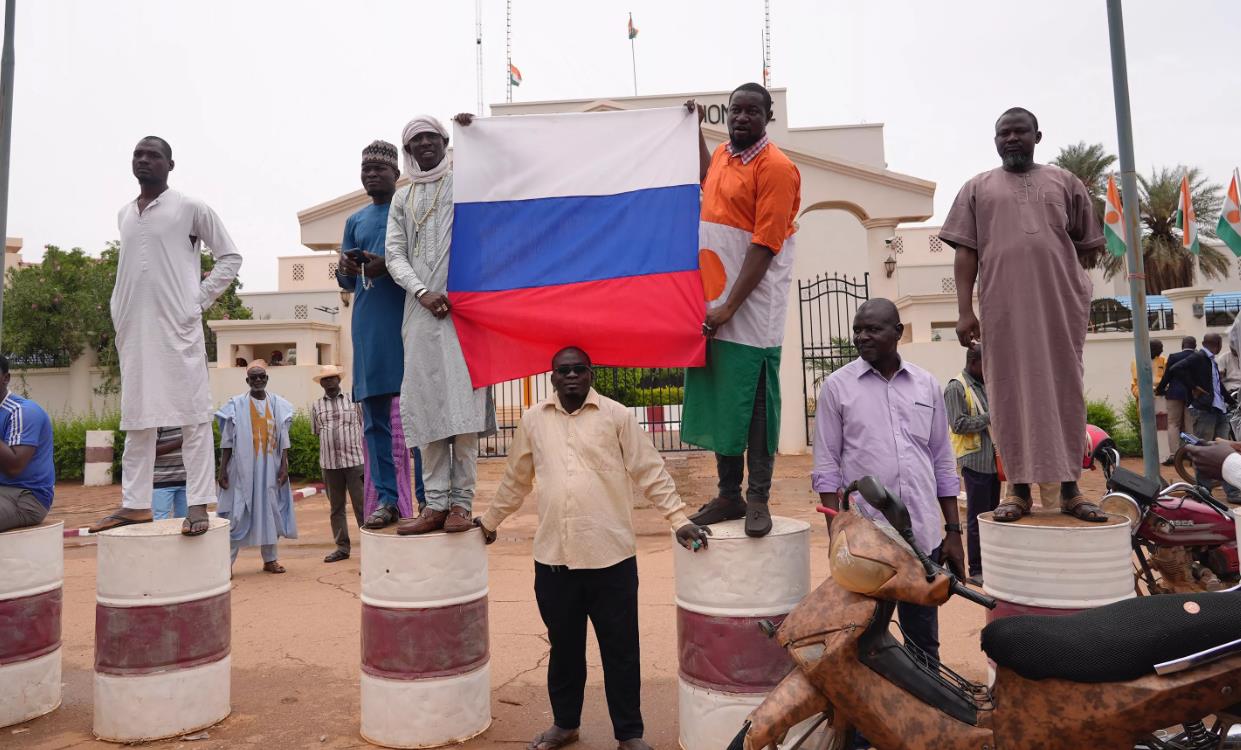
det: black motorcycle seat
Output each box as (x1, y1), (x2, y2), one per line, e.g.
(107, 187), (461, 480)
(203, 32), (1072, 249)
(981, 591), (1241, 683)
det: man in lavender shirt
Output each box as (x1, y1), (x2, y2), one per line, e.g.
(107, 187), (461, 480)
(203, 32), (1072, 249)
(811, 299), (964, 660)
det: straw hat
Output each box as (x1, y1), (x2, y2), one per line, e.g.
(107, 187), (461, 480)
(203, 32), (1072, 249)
(312, 364), (344, 383)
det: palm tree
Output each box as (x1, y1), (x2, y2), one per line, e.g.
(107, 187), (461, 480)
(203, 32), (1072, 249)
(1053, 142), (1115, 220)
(1053, 144), (1228, 294)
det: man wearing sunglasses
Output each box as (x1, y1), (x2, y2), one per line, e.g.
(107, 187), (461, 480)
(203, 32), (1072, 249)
(475, 347), (711, 750)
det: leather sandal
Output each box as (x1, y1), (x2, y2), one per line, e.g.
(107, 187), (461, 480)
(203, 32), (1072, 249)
(1061, 494), (1109, 522)
(688, 496), (746, 525)
(182, 505), (210, 536)
(527, 727), (579, 750)
(992, 495), (1031, 523)
(362, 505), (399, 529)
(262, 561), (287, 574)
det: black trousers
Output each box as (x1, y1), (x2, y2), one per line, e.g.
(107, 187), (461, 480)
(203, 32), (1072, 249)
(961, 467), (1000, 577)
(534, 557), (642, 741)
(716, 368), (775, 504)
(323, 465), (365, 553)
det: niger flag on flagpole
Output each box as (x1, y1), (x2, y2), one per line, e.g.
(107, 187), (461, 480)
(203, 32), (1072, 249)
(1103, 174), (1127, 258)
(1217, 168), (1241, 256)
(628, 13), (638, 39)
(509, 63), (522, 87)
(1175, 174), (1200, 255)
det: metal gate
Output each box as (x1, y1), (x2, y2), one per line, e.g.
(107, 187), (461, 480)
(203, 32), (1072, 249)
(799, 273), (869, 446)
(479, 367), (694, 458)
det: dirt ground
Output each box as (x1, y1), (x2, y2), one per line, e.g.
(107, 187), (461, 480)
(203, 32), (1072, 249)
(9, 453), (1153, 750)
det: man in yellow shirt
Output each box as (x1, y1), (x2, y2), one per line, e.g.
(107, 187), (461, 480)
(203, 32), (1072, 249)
(475, 346), (710, 750)
(1131, 340), (1166, 400)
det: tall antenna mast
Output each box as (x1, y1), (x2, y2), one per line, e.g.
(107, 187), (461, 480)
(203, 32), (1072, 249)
(763, 0), (772, 87)
(505, 0), (512, 103)
(475, 0), (484, 115)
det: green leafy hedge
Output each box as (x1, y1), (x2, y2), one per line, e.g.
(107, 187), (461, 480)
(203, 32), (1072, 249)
(51, 410), (322, 484)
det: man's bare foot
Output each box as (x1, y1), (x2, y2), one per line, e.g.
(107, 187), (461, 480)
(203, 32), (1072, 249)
(88, 508), (152, 534)
(182, 505), (210, 536)
(527, 725), (578, 750)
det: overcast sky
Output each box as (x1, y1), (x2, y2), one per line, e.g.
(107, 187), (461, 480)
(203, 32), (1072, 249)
(4, 1), (1239, 291)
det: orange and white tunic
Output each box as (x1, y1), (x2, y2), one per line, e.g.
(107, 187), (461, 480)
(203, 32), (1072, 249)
(682, 136), (801, 455)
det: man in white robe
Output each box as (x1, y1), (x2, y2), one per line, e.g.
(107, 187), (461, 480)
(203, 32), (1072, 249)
(216, 365), (297, 573)
(90, 136), (242, 536)
(385, 115), (495, 535)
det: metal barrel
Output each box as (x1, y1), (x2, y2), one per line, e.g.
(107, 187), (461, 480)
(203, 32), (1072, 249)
(674, 517), (817, 750)
(93, 518), (231, 742)
(979, 510), (1134, 683)
(0, 520), (63, 728)
(360, 527), (490, 748)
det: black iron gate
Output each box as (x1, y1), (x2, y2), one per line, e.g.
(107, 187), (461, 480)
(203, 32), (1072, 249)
(799, 273), (869, 445)
(479, 367), (693, 458)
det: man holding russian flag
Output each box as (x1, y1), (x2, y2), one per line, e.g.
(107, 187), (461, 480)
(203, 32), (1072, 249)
(682, 83), (802, 538)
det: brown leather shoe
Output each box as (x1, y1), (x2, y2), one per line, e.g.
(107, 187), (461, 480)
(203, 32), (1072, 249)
(397, 507), (448, 535)
(443, 506), (473, 533)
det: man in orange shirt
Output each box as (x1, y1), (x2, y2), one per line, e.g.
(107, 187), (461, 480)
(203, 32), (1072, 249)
(682, 83), (801, 538)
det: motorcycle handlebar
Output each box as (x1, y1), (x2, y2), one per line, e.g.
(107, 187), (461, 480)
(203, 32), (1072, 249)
(951, 579), (997, 609)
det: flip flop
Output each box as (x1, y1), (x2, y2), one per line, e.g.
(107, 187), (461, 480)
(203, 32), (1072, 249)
(182, 506), (210, 537)
(88, 512), (152, 534)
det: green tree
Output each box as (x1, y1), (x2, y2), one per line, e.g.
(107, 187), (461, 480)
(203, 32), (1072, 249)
(1053, 144), (1228, 294)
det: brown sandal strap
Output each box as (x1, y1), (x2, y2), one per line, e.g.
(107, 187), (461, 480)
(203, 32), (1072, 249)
(993, 495), (1031, 521)
(1061, 495), (1109, 522)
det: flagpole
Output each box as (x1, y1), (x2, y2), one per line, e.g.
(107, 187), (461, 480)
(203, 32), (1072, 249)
(0, 0), (16, 349)
(629, 12), (637, 96)
(1106, 0), (1159, 481)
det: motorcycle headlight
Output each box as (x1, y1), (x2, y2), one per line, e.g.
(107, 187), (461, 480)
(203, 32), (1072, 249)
(829, 529), (896, 595)
(1099, 492), (1142, 529)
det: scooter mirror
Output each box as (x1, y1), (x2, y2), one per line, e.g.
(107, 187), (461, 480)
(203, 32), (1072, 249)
(854, 476), (914, 538)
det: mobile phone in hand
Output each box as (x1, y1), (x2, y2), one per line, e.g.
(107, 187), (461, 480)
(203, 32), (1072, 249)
(344, 248), (367, 265)
(1180, 432), (1204, 446)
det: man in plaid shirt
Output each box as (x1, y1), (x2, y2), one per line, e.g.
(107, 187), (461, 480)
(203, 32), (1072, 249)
(311, 365), (366, 562)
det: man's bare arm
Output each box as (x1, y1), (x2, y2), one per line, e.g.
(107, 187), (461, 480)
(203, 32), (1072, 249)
(0, 443), (35, 476)
(953, 246), (980, 347)
(704, 244), (775, 336)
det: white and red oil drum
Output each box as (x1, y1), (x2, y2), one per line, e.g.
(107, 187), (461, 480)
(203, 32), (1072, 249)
(0, 520), (64, 728)
(360, 527), (491, 748)
(674, 517), (814, 750)
(978, 511), (1133, 683)
(94, 518), (231, 742)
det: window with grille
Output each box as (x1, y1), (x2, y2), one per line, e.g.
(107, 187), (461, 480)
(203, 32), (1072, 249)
(941, 277), (956, 293)
(294, 304), (308, 320)
(328, 262), (338, 279)
(292, 263), (305, 281)
(891, 236), (904, 254)
(929, 235), (943, 253)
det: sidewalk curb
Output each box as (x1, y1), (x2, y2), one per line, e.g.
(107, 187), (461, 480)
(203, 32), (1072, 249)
(62, 484), (326, 544)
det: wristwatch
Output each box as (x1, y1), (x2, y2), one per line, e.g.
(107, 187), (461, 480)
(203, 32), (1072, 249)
(944, 523), (963, 534)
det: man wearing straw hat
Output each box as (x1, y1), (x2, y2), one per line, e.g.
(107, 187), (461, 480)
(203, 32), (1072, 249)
(311, 365), (366, 562)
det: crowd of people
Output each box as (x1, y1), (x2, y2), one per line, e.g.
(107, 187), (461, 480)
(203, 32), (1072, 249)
(8, 81), (1241, 750)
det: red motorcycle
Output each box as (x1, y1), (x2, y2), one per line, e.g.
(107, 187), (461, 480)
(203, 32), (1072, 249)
(1090, 428), (1240, 594)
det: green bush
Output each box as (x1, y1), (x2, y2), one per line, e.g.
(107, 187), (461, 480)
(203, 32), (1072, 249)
(593, 367), (643, 406)
(1113, 428), (1143, 458)
(286, 411), (321, 481)
(1122, 396), (1141, 436)
(1085, 398), (1119, 435)
(632, 387), (684, 407)
(51, 412), (121, 481)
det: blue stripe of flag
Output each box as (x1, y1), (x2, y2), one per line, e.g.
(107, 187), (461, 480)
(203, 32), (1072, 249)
(448, 184), (700, 293)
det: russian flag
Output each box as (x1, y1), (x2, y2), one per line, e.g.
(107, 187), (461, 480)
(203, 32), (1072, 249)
(448, 107), (707, 387)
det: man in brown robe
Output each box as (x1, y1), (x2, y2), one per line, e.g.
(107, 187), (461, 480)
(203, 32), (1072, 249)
(940, 107), (1106, 523)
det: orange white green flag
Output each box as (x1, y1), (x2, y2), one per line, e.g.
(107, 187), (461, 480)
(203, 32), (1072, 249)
(1103, 174), (1127, 257)
(1174, 174), (1200, 255)
(1217, 168), (1241, 257)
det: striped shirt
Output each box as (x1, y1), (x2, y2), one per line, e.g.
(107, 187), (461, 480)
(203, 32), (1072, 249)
(153, 426), (187, 487)
(311, 392), (365, 470)
(943, 371), (996, 475)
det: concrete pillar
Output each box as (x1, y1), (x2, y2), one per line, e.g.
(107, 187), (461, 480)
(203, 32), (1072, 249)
(1162, 286), (1211, 341)
(84, 431), (114, 487)
(863, 219), (900, 301)
(777, 276), (807, 455)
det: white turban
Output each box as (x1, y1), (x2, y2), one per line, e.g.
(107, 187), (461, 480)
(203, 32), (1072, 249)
(400, 115), (451, 183)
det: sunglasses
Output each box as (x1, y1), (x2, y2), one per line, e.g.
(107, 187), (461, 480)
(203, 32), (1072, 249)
(554, 365), (591, 376)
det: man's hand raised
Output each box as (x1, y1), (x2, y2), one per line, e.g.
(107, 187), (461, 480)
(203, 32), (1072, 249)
(684, 99), (705, 124)
(453, 113), (475, 127)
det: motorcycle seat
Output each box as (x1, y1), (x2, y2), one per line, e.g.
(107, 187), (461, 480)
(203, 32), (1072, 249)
(981, 591), (1241, 683)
